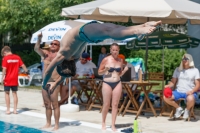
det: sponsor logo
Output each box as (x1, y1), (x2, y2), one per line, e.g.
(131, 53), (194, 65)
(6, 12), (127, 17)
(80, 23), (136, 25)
(151, 41), (159, 44)
(163, 33), (179, 37)
(164, 40), (172, 43)
(48, 28), (66, 31)
(48, 34), (62, 40)
(178, 39), (188, 42)
(7, 60), (19, 63)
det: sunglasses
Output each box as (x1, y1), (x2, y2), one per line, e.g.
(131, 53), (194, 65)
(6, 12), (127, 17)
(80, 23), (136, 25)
(50, 43), (59, 46)
(182, 57), (189, 61)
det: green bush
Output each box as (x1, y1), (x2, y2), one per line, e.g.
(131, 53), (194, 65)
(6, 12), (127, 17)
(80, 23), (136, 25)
(15, 50), (41, 67)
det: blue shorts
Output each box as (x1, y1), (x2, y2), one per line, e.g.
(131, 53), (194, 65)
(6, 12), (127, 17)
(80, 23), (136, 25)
(4, 86), (18, 92)
(172, 90), (197, 101)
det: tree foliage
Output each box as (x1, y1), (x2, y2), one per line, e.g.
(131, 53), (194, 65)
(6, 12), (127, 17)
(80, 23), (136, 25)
(0, 0), (93, 44)
(129, 49), (186, 79)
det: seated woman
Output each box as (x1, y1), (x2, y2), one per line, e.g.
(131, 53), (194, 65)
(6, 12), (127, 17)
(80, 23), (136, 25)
(164, 54), (200, 120)
(98, 43), (128, 131)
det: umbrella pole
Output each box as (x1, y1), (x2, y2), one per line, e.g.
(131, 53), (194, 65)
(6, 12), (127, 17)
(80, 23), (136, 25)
(144, 18), (149, 81)
(90, 45), (92, 61)
(145, 36), (148, 80)
(60, 77), (80, 112)
(162, 46), (164, 73)
(162, 46), (165, 91)
(85, 43), (88, 53)
(68, 77), (71, 104)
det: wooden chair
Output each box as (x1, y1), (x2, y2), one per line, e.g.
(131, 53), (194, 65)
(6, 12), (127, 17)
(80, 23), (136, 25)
(148, 72), (165, 111)
(169, 98), (196, 121)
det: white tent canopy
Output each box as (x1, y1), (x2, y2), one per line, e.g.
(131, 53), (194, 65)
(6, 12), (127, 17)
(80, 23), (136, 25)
(62, 0), (200, 24)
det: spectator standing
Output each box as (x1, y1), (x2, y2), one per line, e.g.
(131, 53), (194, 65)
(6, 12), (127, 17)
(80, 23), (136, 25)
(1, 46), (28, 114)
(97, 46), (107, 67)
(34, 33), (62, 131)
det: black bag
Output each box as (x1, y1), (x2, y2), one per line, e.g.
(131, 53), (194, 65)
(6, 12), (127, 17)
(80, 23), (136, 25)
(56, 60), (76, 77)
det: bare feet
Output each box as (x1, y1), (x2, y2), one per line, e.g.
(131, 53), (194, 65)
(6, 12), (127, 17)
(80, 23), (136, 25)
(102, 123), (106, 130)
(145, 20), (162, 27)
(138, 26), (156, 35)
(111, 126), (117, 132)
(13, 111), (18, 114)
(40, 124), (51, 129)
(6, 111), (11, 115)
(52, 125), (59, 131)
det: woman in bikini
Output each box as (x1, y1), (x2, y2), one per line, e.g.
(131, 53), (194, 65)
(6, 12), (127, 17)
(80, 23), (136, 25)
(98, 43), (128, 131)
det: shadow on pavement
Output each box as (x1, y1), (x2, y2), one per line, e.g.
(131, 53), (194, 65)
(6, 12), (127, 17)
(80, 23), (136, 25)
(115, 123), (133, 129)
(55, 121), (81, 129)
(18, 108), (39, 114)
(168, 117), (199, 122)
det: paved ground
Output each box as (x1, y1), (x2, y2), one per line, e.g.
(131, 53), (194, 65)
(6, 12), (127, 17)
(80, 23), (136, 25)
(0, 86), (200, 133)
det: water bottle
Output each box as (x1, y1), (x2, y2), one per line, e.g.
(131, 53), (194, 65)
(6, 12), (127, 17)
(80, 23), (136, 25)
(138, 121), (143, 133)
(154, 100), (160, 107)
(72, 96), (78, 105)
(138, 63), (143, 81)
(139, 96), (143, 105)
(134, 119), (143, 133)
(81, 92), (87, 102)
(134, 119), (138, 133)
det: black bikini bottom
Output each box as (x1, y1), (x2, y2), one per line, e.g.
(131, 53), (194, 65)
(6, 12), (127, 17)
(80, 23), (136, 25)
(103, 80), (121, 90)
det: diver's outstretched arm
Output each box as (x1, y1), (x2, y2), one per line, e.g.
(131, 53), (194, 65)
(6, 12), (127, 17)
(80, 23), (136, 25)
(43, 53), (65, 88)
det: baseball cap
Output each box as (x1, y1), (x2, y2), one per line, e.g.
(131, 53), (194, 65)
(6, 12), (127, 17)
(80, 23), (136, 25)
(82, 53), (91, 60)
(164, 87), (172, 98)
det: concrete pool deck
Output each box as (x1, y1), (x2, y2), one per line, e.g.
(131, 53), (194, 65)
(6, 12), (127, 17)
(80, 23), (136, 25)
(0, 86), (200, 133)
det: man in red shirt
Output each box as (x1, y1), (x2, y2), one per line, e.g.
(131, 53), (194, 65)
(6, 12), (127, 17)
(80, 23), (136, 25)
(1, 46), (28, 114)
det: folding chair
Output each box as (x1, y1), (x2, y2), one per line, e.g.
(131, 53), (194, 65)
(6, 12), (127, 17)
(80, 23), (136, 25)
(148, 72), (165, 111)
(170, 98), (196, 121)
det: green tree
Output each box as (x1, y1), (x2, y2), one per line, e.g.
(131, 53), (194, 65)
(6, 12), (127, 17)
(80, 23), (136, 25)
(129, 49), (186, 79)
(0, 0), (93, 44)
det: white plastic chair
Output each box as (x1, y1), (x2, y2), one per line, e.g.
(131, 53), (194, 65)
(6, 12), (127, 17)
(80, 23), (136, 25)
(18, 74), (42, 87)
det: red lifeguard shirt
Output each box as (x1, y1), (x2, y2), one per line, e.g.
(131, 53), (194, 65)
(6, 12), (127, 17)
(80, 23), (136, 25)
(2, 54), (24, 86)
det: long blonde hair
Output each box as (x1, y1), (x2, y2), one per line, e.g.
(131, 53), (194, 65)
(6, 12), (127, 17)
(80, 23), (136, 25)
(178, 53), (195, 71)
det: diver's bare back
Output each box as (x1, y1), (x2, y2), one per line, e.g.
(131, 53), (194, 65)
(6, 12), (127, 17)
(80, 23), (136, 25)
(59, 25), (87, 60)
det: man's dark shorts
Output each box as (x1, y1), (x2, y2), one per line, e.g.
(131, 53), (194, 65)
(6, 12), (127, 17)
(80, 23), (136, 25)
(4, 86), (18, 91)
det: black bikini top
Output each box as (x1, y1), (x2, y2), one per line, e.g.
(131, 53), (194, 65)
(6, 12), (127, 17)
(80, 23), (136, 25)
(108, 67), (121, 73)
